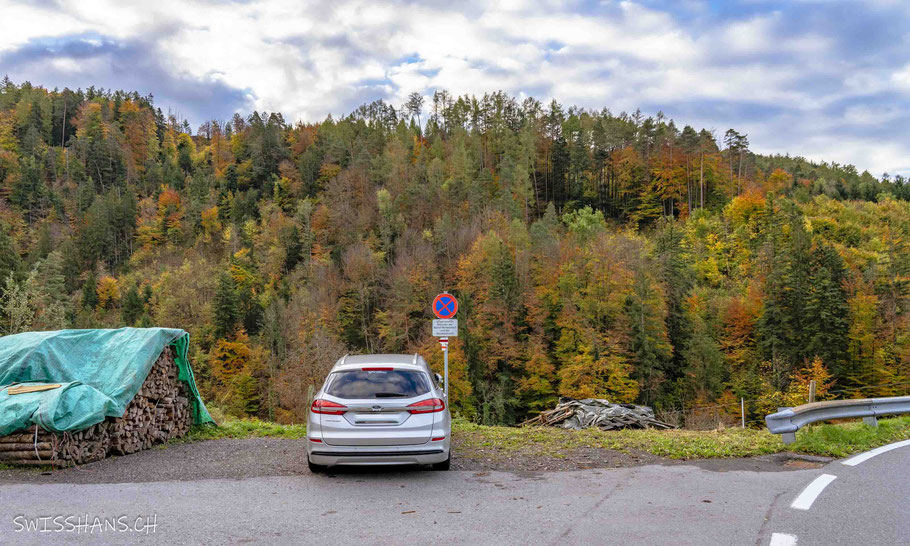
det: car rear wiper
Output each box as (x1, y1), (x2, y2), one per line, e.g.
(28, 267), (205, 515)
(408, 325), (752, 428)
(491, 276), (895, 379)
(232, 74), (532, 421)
(374, 392), (408, 398)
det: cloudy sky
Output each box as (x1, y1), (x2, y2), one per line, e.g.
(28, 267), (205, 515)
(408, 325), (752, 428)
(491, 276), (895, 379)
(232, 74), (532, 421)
(1, 0), (908, 176)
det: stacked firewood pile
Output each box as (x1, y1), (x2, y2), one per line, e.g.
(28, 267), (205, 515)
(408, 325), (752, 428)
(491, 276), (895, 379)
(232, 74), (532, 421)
(521, 397), (675, 431)
(110, 347), (191, 454)
(0, 347), (191, 467)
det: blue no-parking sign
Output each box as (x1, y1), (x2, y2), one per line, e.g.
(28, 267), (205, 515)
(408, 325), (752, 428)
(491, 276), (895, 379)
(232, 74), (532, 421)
(431, 293), (458, 396)
(432, 293), (458, 319)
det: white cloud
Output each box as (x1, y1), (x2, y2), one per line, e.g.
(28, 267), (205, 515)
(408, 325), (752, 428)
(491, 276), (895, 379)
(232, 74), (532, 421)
(893, 63), (910, 91)
(50, 57), (82, 73)
(0, 0), (907, 176)
(843, 104), (904, 126)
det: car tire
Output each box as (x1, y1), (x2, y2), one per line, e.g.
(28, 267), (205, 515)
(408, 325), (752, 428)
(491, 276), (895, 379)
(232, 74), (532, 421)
(308, 456), (327, 474)
(432, 451), (451, 471)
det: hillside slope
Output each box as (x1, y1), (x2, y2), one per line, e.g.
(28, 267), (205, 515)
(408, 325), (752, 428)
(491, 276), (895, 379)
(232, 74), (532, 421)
(0, 79), (908, 425)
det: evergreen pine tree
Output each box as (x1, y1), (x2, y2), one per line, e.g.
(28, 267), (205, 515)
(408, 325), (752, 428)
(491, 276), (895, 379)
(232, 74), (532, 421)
(803, 243), (849, 371)
(625, 268), (672, 404)
(213, 273), (241, 339)
(121, 284), (145, 325)
(81, 270), (98, 310)
(757, 200), (791, 390)
(654, 219), (693, 381)
(284, 225), (302, 271)
(0, 229), (21, 286)
(683, 303), (725, 399)
(781, 211), (812, 364)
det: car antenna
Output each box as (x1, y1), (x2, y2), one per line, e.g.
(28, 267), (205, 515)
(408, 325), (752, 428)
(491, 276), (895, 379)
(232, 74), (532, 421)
(412, 353), (418, 366)
(341, 354), (348, 366)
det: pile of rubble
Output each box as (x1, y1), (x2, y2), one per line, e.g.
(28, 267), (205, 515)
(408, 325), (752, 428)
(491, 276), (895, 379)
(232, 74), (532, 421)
(521, 397), (674, 431)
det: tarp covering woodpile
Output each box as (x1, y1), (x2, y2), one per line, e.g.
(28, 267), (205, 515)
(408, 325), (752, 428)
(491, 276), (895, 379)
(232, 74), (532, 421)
(521, 397), (674, 430)
(0, 328), (213, 465)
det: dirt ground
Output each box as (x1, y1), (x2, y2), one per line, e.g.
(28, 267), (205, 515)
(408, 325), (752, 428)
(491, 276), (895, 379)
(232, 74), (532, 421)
(0, 438), (830, 484)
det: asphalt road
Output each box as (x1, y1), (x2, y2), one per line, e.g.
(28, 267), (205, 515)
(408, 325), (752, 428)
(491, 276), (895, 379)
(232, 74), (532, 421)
(0, 441), (906, 545)
(764, 440), (910, 545)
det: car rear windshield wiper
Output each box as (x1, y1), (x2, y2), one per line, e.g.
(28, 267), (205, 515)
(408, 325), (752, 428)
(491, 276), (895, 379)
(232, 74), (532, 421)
(374, 392), (408, 398)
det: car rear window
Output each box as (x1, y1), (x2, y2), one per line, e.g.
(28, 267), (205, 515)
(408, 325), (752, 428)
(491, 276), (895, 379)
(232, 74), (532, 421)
(325, 369), (431, 399)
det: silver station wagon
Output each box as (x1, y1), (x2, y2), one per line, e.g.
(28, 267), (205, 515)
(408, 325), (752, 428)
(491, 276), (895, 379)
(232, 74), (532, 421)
(306, 354), (451, 472)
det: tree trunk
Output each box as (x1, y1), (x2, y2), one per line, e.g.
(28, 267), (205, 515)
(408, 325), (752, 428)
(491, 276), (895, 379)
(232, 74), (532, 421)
(685, 154), (692, 213)
(738, 149), (745, 192)
(699, 151), (705, 209)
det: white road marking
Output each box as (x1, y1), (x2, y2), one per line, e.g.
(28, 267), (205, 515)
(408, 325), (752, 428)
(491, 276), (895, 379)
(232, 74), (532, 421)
(770, 533), (798, 546)
(842, 439), (910, 467)
(791, 473), (837, 510)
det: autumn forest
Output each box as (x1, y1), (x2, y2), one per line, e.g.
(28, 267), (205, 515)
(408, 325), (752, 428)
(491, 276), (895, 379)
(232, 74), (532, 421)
(1, 78), (908, 426)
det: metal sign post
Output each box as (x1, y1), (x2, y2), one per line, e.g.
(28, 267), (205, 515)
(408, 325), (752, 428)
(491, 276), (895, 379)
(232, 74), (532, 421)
(439, 337), (449, 396)
(432, 293), (458, 397)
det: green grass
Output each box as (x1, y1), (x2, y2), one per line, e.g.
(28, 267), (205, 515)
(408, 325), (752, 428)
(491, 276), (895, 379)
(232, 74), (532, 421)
(454, 416), (910, 460)
(177, 418), (307, 442)
(177, 414), (910, 461)
(788, 416), (910, 458)
(453, 419), (782, 459)
(0, 462), (57, 472)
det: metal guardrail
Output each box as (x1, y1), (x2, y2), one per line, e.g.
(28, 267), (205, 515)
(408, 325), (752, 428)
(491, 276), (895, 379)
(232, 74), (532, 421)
(765, 396), (910, 444)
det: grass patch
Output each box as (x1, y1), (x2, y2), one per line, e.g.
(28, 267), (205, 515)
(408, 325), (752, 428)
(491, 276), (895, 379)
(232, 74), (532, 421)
(454, 419), (779, 459)
(173, 414), (910, 461)
(0, 462), (56, 472)
(788, 416), (910, 458)
(177, 418), (307, 442)
(453, 415), (910, 460)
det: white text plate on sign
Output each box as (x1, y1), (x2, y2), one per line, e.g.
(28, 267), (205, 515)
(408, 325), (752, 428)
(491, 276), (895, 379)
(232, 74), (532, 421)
(432, 319), (458, 337)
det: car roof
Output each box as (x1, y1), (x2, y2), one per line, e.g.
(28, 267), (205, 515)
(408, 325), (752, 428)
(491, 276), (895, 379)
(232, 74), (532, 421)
(331, 353), (430, 373)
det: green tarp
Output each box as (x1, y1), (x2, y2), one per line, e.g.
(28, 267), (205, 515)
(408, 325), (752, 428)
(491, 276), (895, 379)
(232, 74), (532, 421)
(0, 328), (213, 436)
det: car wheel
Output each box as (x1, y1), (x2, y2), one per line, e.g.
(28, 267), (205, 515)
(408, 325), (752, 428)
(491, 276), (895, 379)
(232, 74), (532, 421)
(432, 451), (451, 471)
(308, 456), (327, 474)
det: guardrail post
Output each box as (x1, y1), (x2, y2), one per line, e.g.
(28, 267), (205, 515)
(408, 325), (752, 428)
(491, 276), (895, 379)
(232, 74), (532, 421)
(773, 407), (796, 444)
(740, 398), (745, 429)
(863, 416), (878, 427)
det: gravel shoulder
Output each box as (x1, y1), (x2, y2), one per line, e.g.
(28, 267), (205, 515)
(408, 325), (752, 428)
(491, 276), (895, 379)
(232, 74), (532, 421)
(0, 437), (828, 484)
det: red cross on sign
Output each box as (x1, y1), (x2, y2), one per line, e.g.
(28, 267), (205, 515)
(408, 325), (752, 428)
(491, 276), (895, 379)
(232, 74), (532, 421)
(432, 293), (458, 319)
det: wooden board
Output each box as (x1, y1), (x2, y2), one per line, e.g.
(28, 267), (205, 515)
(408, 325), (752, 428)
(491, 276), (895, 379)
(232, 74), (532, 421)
(7, 384), (62, 395)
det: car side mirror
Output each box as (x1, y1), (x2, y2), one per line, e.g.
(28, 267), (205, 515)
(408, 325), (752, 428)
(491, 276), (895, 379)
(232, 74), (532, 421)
(434, 373), (443, 387)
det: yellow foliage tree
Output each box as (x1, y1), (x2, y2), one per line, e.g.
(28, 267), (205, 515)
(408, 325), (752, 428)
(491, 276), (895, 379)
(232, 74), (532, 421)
(558, 344), (639, 402)
(765, 168), (793, 194)
(157, 185), (184, 244)
(784, 356), (835, 406)
(724, 191), (765, 227)
(209, 331), (265, 417)
(96, 275), (119, 310)
(0, 111), (17, 152)
(200, 206), (222, 243)
(119, 99), (158, 178)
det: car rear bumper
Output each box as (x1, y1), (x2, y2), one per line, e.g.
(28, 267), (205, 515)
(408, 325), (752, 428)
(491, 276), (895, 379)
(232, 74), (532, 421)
(307, 441), (450, 466)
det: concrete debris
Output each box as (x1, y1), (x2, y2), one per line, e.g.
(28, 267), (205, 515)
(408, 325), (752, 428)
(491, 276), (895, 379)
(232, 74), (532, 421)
(521, 397), (675, 430)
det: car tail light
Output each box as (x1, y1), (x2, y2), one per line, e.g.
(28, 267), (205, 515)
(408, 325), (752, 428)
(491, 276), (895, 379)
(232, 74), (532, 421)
(309, 438), (322, 443)
(407, 398), (446, 414)
(362, 367), (393, 371)
(431, 437), (445, 441)
(311, 399), (347, 415)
